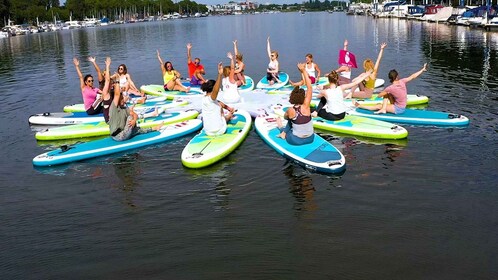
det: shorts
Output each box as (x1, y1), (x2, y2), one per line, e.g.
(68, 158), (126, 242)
(190, 76), (201, 86)
(394, 105), (405, 114)
(310, 76), (316, 84)
(163, 84), (171, 91)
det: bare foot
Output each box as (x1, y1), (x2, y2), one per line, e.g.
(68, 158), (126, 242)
(185, 86), (190, 93)
(352, 99), (360, 107)
(153, 107), (159, 117)
(153, 121), (164, 131)
(311, 111), (318, 118)
(374, 109), (386, 114)
(277, 131), (286, 139)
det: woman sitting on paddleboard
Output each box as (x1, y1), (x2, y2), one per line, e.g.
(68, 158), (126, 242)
(354, 63), (427, 115)
(73, 57), (108, 116)
(266, 36), (280, 85)
(219, 52), (241, 104)
(334, 39), (353, 85)
(156, 50), (190, 93)
(290, 53), (321, 86)
(276, 63), (314, 145)
(201, 62), (235, 136)
(108, 79), (162, 141)
(111, 64), (146, 102)
(233, 40), (246, 86)
(313, 70), (372, 121)
(345, 42), (387, 99)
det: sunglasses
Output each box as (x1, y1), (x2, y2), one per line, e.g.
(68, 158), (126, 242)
(271, 55), (276, 57)
(118, 67), (124, 70)
(87, 79), (94, 82)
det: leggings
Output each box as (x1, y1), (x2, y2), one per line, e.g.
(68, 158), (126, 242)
(279, 121), (314, 146)
(314, 97), (346, 121)
(112, 116), (152, 141)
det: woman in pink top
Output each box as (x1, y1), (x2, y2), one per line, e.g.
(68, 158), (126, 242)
(354, 63), (427, 114)
(73, 57), (107, 115)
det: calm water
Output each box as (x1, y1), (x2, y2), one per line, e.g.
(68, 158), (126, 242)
(1, 13), (497, 279)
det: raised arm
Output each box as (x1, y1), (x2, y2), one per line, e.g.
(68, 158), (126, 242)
(73, 57), (85, 90)
(266, 37), (272, 60)
(88, 56), (103, 83)
(101, 57), (111, 99)
(343, 39), (348, 51)
(186, 43), (192, 64)
(227, 52), (236, 83)
(233, 40), (239, 56)
(300, 63), (313, 107)
(157, 50), (166, 75)
(405, 63), (427, 82)
(373, 42), (387, 75)
(210, 62), (224, 101)
(340, 70), (372, 91)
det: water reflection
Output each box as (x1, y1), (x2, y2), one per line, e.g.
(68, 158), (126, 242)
(111, 153), (143, 209)
(282, 164), (317, 214)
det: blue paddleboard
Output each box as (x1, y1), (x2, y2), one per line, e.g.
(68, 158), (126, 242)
(349, 108), (470, 126)
(254, 112), (345, 174)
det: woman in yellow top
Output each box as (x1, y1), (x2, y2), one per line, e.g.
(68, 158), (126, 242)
(345, 42), (387, 99)
(157, 50), (190, 92)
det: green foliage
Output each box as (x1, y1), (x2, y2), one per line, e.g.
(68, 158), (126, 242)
(1, 0), (208, 26)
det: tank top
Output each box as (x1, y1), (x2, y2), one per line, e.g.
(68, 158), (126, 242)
(163, 71), (175, 85)
(364, 76), (376, 89)
(324, 87), (348, 114)
(291, 105), (313, 137)
(119, 75), (127, 87)
(305, 62), (316, 78)
(221, 77), (241, 104)
(268, 60), (278, 72)
(82, 86), (99, 110)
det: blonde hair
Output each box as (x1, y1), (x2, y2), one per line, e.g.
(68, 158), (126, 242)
(236, 53), (243, 61)
(223, 66), (231, 77)
(271, 51), (279, 59)
(363, 59), (374, 71)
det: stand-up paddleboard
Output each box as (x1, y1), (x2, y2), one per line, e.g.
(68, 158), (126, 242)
(181, 110), (252, 168)
(268, 78), (385, 94)
(271, 104), (408, 140)
(236, 75), (255, 93)
(35, 110), (199, 141)
(63, 96), (167, 113)
(33, 119), (203, 166)
(254, 112), (346, 174)
(256, 72), (290, 90)
(29, 99), (188, 125)
(349, 107), (470, 126)
(140, 84), (203, 99)
(343, 93), (429, 106)
(310, 94), (429, 108)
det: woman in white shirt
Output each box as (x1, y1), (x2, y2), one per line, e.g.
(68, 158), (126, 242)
(201, 63), (235, 136)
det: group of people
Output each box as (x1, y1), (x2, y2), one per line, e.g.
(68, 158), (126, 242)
(73, 38), (427, 146)
(74, 57), (162, 142)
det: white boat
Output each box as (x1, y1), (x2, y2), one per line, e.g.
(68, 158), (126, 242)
(420, 4), (444, 21)
(82, 18), (99, 27)
(0, 30), (9, 38)
(484, 16), (498, 30)
(63, 21), (82, 29)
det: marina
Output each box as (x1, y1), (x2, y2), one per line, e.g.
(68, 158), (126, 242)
(1, 11), (497, 279)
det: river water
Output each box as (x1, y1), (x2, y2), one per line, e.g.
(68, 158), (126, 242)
(1, 12), (497, 279)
